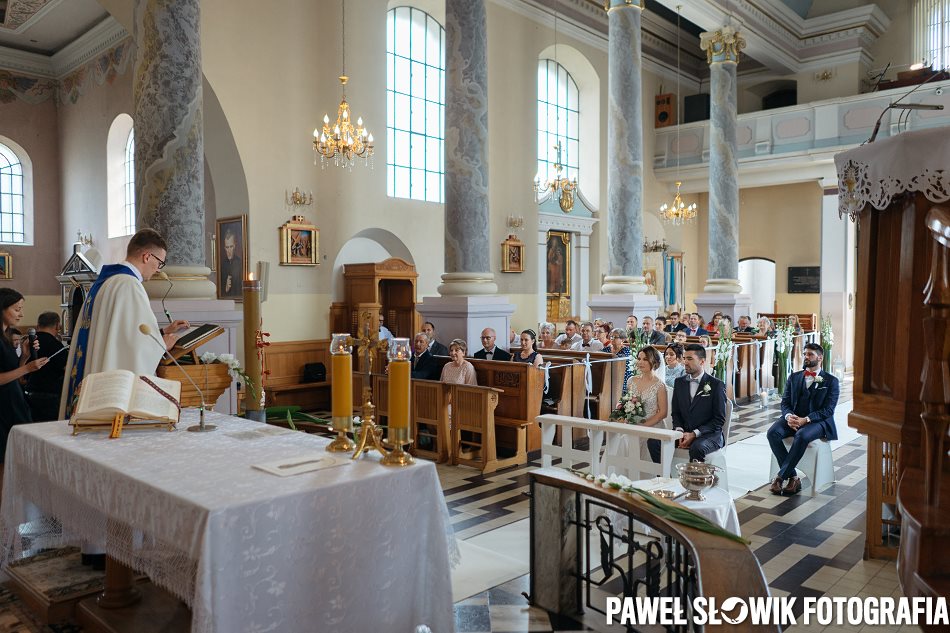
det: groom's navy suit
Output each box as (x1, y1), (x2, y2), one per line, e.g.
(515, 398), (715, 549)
(767, 369), (840, 479)
(649, 372), (727, 463)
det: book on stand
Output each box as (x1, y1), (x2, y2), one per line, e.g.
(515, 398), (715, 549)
(69, 370), (182, 438)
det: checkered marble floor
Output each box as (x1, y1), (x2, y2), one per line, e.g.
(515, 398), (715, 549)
(442, 375), (913, 633)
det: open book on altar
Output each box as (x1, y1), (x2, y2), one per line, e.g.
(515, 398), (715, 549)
(70, 370), (182, 437)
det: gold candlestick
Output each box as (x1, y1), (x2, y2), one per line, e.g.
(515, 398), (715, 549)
(327, 333), (355, 452)
(380, 338), (413, 466)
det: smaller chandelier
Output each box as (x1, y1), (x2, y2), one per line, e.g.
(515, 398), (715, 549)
(534, 142), (577, 213)
(660, 181), (697, 225)
(313, 75), (374, 169)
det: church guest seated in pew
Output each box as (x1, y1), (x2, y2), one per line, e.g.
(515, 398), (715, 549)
(684, 312), (709, 337)
(513, 329), (543, 367)
(595, 322), (611, 347)
(441, 339), (477, 385)
(665, 311), (687, 333)
(411, 332), (440, 380)
(473, 328), (511, 361)
(555, 320), (580, 349)
(422, 321), (449, 357)
(672, 330), (688, 345)
(735, 315), (756, 334)
(607, 328), (633, 394)
(570, 322), (603, 351)
(664, 343), (686, 387)
(538, 322), (557, 350)
(641, 316), (667, 345)
(758, 316), (776, 337)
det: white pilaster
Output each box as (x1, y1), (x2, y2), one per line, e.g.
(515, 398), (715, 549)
(417, 295), (516, 355)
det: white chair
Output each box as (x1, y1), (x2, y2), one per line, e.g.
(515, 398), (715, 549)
(671, 400), (733, 492)
(769, 437), (835, 496)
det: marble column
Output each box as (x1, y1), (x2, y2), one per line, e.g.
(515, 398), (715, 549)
(419, 0), (513, 349)
(694, 26), (751, 320)
(440, 0), (496, 297)
(588, 0), (660, 322)
(134, 0), (215, 299)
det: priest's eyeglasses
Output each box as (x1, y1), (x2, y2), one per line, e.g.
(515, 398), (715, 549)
(149, 252), (167, 270)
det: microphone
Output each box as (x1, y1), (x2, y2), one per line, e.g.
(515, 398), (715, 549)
(27, 328), (37, 361)
(155, 271), (174, 324)
(138, 323), (216, 432)
(865, 71), (945, 144)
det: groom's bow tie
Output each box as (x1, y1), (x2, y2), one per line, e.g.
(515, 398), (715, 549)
(804, 370), (817, 377)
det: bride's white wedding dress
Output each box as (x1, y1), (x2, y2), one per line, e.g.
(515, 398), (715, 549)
(627, 377), (663, 424)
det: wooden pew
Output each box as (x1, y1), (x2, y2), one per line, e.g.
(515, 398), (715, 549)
(411, 380), (451, 463)
(262, 340), (332, 410)
(452, 384), (509, 472)
(513, 349), (625, 422)
(469, 359), (544, 454)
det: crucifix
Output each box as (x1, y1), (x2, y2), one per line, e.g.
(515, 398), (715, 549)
(348, 309), (392, 457)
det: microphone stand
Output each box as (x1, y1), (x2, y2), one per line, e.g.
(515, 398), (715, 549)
(140, 324), (216, 432)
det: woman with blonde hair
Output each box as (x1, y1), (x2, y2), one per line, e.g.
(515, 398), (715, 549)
(440, 339), (477, 385)
(538, 322), (557, 349)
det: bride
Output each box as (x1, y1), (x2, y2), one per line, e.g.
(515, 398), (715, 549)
(624, 346), (669, 427)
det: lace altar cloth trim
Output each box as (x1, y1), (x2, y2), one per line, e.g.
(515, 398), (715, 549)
(0, 412), (458, 633)
(835, 127), (950, 220)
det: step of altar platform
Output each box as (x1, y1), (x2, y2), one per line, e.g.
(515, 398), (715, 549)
(77, 581), (191, 633)
(4, 547), (104, 625)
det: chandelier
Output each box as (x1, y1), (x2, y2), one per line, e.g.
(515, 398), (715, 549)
(312, 0), (374, 169)
(534, 141), (577, 213)
(659, 181), (697, 225)
(660, 6), (700, 225)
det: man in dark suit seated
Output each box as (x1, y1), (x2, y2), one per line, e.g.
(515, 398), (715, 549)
(734, 315), (756, 334)
(411, 333), (441, 380)
(473, 327), (511, 361)
(641, 316), (667, 345)
(422, 321), (449, 357)
(684, 312), (709, 337)
(664, 311), (688, 333)
(767, 343), (840, 495)
(649, 344), (726, 463)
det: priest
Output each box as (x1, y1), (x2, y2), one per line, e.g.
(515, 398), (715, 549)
(59, 228), (190, 419)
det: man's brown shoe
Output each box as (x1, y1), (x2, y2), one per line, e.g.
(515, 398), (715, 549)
(783, 476), (802, 495)
(769, 477), (785, 495)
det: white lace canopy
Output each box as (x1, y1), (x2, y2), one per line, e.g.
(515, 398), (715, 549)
(835, 126), (950, 221)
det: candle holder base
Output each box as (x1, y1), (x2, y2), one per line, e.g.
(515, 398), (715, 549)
(326, 432), (355, 452)
(187, 424), (218, 432)
(380, 444), (414, 466)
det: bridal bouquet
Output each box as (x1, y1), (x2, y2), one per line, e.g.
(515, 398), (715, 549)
(610, 391), (646, 424)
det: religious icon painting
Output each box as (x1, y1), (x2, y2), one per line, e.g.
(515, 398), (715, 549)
(279, 215), (319, 266)
(0, 253), (11, 279)
(215, 215), (248, 301)
(501, 235), (524, 273)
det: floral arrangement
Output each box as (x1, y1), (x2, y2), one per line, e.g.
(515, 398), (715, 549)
(819, 315), (835, 372)
(609, 390), (646, 424)
(626, 328), (649, 378)
(773, 322), (795, 395)
(712, 321), (734, 382)
(200, 352), (258, 402)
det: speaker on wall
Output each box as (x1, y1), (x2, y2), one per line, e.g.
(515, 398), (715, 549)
(684, 93), (710, 123)
(655, 93), (676, 127)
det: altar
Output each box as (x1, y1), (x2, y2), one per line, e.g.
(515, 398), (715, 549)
(0, 413), (457, 633)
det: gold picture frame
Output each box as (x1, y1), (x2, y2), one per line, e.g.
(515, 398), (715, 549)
(545, 230), (571, 296)
(644, 266), (657, 295)
(215, 216), (247, 301)
(501, 235), (524, 273)
(279, 215), (319, 266)
(0, 253), (11, 279)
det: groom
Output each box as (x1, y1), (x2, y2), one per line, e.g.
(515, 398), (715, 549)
(649, 344), (727, 463)
(767, 343), (840, 495)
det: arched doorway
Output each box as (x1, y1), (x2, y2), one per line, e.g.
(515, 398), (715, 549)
(738, 257), (776, 317)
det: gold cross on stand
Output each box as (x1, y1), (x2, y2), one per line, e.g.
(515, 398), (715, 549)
(348, 310), (393, 458)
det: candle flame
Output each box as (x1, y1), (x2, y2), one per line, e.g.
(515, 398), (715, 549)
(248, 272), (256, 281)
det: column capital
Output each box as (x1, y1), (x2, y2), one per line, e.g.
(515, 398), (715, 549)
(700, 26), (746, 64)
(604, 0), (643, 12)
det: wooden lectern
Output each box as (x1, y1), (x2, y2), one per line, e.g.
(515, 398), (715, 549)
(835, 127), (949, 607)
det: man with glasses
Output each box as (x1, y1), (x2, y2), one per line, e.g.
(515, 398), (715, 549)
(61, 228), (189, 419)
(473, 328), (511, 361)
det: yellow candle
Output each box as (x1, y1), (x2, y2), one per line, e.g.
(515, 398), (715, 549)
(331, 353), (352, 418)
(388, 360), (410, 430)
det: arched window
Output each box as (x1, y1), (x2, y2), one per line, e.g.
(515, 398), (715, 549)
(124, 130), (135, 235)
(916, 0), (950, 70)
(107, 113), (134, 238)
(0, 142), (26, 244)
(386, 6), (445, 203)
(537, 59), (579, 186)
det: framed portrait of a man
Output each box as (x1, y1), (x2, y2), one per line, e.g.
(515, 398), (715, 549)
(215, 215), (248, 300)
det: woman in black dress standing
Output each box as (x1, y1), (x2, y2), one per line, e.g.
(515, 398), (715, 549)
(0, 288), (49, 467)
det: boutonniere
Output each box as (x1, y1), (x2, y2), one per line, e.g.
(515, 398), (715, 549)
(700, 383), (712, 396)
(814, 375), (824, 384)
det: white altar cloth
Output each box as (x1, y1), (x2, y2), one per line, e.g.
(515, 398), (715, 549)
(0, 412), (457, 633)
(631, 477), (741, 535)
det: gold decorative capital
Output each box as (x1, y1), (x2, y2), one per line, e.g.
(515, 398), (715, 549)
(700, 26), (746, 64)
(604, 0), (643, 12)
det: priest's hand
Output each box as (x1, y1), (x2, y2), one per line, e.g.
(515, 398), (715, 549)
(164, 319), (190, 335)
